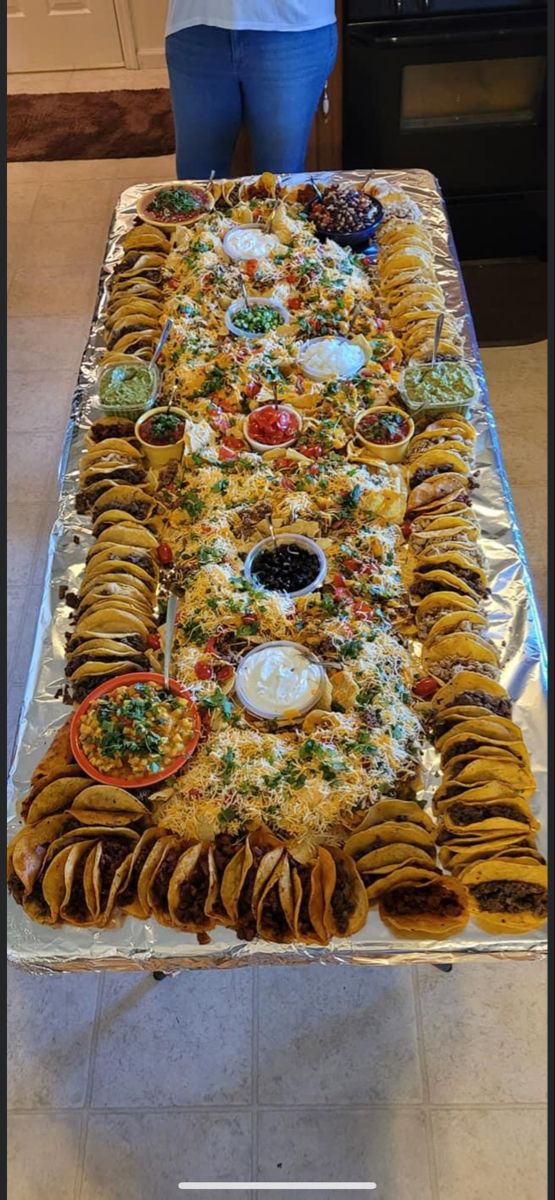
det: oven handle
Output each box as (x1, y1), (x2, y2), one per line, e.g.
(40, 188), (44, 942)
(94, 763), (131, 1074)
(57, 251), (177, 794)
(368, 26), (538, 49)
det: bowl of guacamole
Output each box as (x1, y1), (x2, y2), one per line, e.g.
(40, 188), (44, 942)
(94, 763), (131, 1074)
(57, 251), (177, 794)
(98, 355), (160, 419)
(400, 360), (478, 418)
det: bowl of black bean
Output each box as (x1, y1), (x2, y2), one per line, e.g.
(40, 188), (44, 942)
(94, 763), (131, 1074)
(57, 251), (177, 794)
(307, 184), (383, 249)
(243, 533), (327, 598)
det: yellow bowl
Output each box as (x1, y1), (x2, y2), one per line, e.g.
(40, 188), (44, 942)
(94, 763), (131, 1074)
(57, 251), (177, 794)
(134, 407), (188, 469)
(353, 406), (414, 463)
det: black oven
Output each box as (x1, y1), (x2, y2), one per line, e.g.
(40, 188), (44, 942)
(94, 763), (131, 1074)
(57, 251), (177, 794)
(343, 0), (548, 342)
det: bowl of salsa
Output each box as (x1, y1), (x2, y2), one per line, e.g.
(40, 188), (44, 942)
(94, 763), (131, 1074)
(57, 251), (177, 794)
(137, 183), (214, 229)
(135, 406), (188, 468)
(243, 404), (301, 452)
(70, 673), (200, 788)
(225, 298), (289, 339)
(354, 406), (414, 463)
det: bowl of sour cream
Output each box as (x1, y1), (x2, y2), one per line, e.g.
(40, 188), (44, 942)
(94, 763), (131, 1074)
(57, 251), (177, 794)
(298, 336), (367, 382)
(234, 641), (326, 722)
(223, 224), (280, 261)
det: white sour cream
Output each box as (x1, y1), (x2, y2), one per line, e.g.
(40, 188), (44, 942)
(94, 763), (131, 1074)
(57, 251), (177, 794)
(236, 642), (323, 719)
(224, 225), (279, 261)
(299, 337), (366, 381)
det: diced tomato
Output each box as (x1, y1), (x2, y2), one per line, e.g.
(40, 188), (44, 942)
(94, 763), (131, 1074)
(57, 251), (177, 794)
(375, 317), (386, 331)
(332, 572), (347, 588)
(280, 476), (295, 490)
(245, 259), (258, 276)
(157, 542), (173, 565)
(342, 557), (359, 573)
(285, 272), (297, 284)
(413, 676), (440, 699)
(353, 600), (374, 619)
(308, 464), (320, 477)
(195, 659), (213, 680)
(147, 632), (161, 650)
(287, 297), (302, 311)
(215, 663), (234, 684)
(224, 434), (245, 451)
(382, 356), (396, 372)
(401, 521), (412, 540)
(204, 636), (219, 654)
(300, 444), (323, 459)
(245, 379), (261, 398)
(274, 456), (296, 469)
(360, 561), (379, 576)
(241, 614), (258, 625)
(333, 586), (351, 603)
(218, 396), (237, 413)
(167, 278), (179, 291)
(218, 445), (237, 461)
(189, 787), (203, 800)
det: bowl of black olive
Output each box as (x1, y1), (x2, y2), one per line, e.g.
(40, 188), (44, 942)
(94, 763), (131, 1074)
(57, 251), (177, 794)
(307, 184), (383, 249)
(244, 533), (327, 599)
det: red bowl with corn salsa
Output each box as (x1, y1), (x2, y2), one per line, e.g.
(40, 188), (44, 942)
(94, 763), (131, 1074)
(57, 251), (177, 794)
(136, 183), (214, 229)
(70, 672), (201, 788)
(354, 406), (414, 463)
(243, 404), (301, 452)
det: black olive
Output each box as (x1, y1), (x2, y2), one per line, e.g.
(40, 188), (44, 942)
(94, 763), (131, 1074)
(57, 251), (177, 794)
(251, 544), (321, 595)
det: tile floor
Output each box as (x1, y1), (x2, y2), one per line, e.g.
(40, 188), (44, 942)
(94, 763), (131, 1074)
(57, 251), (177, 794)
(6, 155), (547, 1200)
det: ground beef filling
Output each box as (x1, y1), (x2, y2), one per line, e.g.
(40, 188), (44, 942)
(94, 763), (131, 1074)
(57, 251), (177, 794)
(439, 692), (512, 720)
(383, 882), (464, 918)
(99, 840), (132, 909)
(447, 802), (526, 826)
(70, 669), (143, 704)
(442, 738), (489, 764)
(260, 882), (290, 940)
(295, 864), (314, 935)
(175, 855), (210, 926)
(151, 846), (184, 914)
(236, 858), (261, 942)
(8, 873), (26, 905)
(89, 420), (136, 442)
(331, 860), (355, 935)
(118, 843), (155, 907)
(64, 856), (90, 922)
(410, 463), (463, 489)
(65, 654), (149, 677)
(470, 880), (547, 917)
(416, 561), (485, 592)
(211, 835), (241, 918)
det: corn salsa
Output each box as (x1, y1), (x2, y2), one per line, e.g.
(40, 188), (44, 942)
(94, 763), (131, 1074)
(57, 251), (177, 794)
(78, 682), (194, 778)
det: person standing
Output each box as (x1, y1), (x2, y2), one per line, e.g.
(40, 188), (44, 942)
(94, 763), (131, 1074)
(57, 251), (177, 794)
(165, 1), (337, 178)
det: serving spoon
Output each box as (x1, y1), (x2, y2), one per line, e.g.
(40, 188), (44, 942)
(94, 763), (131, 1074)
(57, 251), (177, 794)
(432, 313), (444, 365)
(163, 592), (178, 690)
(150, 316), (173, 368)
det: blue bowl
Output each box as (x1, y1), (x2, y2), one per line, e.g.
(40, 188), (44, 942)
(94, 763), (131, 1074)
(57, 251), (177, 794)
(307, 196), (384, 250)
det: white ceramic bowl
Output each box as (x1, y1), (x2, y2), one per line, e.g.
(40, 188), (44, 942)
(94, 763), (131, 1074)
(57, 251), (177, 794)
(242, 404), (302, 452)
(225, 297), (289, 339)
(243, 533), (327, 599)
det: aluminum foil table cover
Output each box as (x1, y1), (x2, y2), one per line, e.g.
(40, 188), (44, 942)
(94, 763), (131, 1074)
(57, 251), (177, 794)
(7, 169), (547, 972)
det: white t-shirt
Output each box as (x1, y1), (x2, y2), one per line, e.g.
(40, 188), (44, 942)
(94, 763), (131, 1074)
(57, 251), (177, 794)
(166, 1), (336, 35)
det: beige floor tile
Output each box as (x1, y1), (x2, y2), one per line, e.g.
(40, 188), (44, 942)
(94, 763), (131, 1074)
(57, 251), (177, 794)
(7, 161), (46, 184)
(7, 70), (74, 94)
(19, 220), (108, 269)
(41, 157), (124, 181)
(81, 1111), (252, 1200)
(8, 371), (77, 433)
(7, 182), (40, 223)
(7, 964), (100, 1108)
(7, 433), (65, 504)
(7, 225), (29, 288)
(431, 1108), (547, 1200)
(90, 971), (253, 1106)
(483, 342), (547, 488)
(257, 965), (423, 1105)
(8, 1112), (82, 1200)
(8, 316), (90, 372)
(417, 960), (547, 1105)
(7, 505), (46, 587)
(9, 267), (98, 318)
(257, 1108), (433, 1198)
(33, 177), (114, 223)
(108, 154), (177, 183)
(8, 585), (45, 684)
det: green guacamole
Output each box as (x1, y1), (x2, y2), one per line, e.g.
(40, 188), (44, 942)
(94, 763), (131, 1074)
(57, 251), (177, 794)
(403, 362), (475, 408)
(100, 362), (154, 410)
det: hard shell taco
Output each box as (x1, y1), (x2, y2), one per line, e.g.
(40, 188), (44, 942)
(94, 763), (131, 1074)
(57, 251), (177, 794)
(437, 721), (531, 767)
(42, 840), (98, 926)
(94, 523), (159, 551)
(345, 820), (437, 862)
(432, 779), (526, 815)
(69, 785), (150, 827)
(24, 777), (92, 825)
(347, 799), (437, 838)
(220, 828), (284, 941)
(415, 592), (481, 639)
(429, 671), (512, 719)
(441, 751), (536, 798)
(142, 835), (191, 926)
(408, 447), (472, 486)
(92, 486), (157, 524)
(378, 869), (470, 937)
(289, 850), (329, 945)
(254, 851), (296, 944)
(117, 827), (167, 917)
(421, 631), (499, 682)
(411, 551), (488, 599)
(425, 610), (488, 644)
(205, 834), (248, 927)
(83, 830), (139, 925)
(439, 834), (539, 874)
(461, 860), (547, 934)
(407, 472), (470, 514)
(167, 842), (215, 934)
(317, 846), (369, 938)
(364, 863), (441, 906)
(438, 796), (539, 839)
(7, 813), (76, 903)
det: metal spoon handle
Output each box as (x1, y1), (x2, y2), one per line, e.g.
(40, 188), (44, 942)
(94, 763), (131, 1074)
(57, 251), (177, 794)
(240, 279), (250, 308)
(432, 313), (444, 365)
(151, 317), (173, 367)
(163, 593), (178, 690)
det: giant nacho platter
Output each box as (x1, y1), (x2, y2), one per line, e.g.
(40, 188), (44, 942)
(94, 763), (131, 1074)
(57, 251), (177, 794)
(7, 170), (547, 971)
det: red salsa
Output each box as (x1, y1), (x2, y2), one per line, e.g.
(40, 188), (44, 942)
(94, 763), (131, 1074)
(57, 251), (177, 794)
(246, 405), (300, 447)
(140, 412), (186, 446)
(357, 408), (411, 445)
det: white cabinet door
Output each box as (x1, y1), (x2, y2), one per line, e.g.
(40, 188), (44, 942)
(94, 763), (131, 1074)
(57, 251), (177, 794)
(7, 0), (124, 72)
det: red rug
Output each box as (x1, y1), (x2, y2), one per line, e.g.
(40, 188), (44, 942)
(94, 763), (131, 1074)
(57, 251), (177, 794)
(8, 88), (176, 161)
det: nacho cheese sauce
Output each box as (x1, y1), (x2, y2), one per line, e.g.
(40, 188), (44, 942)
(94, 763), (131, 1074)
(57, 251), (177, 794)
(224, 226), (279, 260)
(299, 337), (366, 381)
(236, 643), (323, 719)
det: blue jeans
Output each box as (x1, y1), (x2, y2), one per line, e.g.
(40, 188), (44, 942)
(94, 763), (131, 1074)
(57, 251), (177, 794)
(166, 23), (338, 178)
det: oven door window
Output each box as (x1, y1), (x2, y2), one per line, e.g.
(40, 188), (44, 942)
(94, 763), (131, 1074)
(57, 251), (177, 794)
(401, 56), (546, 130)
